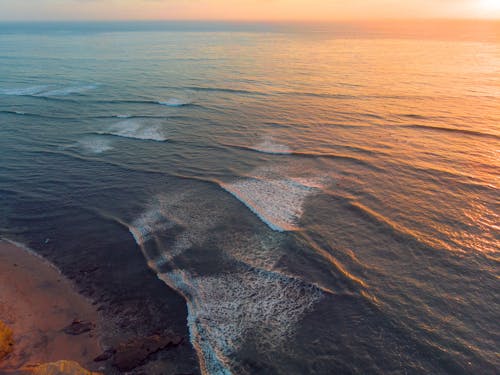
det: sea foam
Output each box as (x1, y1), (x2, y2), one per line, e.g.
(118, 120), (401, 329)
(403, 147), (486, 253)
(39, 84), (98, 97)
(0, 85), (49, 96)
(220, 166), (328, 232)
(163, 268), (322, 374)
(101, 120), (168, 142)
(251, 137), (292, 155)
(0, 84), (98, 97)
(158, 98), (192, 107)
(76, 137), (113, 154)
(127, 188), (324, 374)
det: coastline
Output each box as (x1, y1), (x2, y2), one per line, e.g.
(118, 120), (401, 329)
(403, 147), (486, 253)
(0, 240), (102, 373)
(0, 238), (200, 374)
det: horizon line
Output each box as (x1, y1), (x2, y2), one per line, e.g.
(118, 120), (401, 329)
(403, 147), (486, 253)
(1, 17), (500, 23)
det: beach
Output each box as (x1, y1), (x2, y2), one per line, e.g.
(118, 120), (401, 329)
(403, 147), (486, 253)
(0, 240), (102, 373)
(0, 240), (198, 374)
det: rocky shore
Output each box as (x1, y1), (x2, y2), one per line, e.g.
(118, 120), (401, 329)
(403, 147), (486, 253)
(0, 240), (199, 375)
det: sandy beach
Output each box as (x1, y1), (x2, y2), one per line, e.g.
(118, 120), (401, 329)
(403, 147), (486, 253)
(0, 240), (102, 373)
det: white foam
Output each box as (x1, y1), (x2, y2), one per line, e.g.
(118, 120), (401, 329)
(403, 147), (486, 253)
(127, 189), (325, 374)
(102, 120), (168, 142)
(220, 167), (327, 232)
(158, 98), (192, 107)
(77, 137), (113, 154)
(0, 85), (49, 96)
(115, 114), (131, 118)
(252, 137), (292, 155)
(162, 268), (322, 374)
(39, 84), (97, 97)
(130, 207), (175, 245)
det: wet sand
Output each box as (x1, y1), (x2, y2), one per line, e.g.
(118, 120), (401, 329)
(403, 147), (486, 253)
(0, 240), (102, 372)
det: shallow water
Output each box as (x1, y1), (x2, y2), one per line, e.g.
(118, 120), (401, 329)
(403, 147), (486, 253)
(0, 21), (499, 374)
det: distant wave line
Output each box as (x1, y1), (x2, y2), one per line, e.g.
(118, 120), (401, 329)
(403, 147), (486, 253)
(403, 124), (500, 140)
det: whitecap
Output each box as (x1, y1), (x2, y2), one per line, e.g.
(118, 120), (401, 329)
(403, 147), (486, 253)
(101, 120), (168, 142)
(252, 137), (292, 155)
(158, 98), (192, 107)
(220, 167), (328, 232)
(0, 85), (49, 96)
(76, 137), (113, 154)
(39, 84), (98, 97)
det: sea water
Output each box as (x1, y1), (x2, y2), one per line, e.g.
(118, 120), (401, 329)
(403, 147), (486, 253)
(0, 21), (498, 374)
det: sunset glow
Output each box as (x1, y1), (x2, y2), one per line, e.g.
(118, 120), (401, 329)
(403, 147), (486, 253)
(1, 0), (500, 21)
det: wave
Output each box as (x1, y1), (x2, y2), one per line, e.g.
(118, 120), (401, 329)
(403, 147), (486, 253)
(162, 268), (322, 374)
(38, 84), (98, 97)
(0, 84), (98, 97)
(97, 120), (168, 142)
(220, 166), (329, 232)
(158, 98), (193, 107)
(404, 124), (500, 140)
(250, 137), (293, 155)
(223, 141), (381, 170)
(0, 85), (49, 96)
(125, 190), (324, 374)
(73, 137), (113, 154)
(181, 86), (264, 96)
(0, 110), (28, 116)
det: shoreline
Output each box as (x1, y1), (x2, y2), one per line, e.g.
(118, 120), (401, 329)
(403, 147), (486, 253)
(0, 240), (102, 373)
(0, 233), (200, 375)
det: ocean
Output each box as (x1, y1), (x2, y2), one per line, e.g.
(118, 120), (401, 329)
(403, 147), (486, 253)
(0, 21), (498, 374)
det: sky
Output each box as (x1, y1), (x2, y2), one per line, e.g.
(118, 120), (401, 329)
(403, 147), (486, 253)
(1, 0), (500, 21)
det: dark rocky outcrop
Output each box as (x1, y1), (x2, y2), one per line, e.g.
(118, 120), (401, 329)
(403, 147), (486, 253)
(92, 333), (183, 372)
(62, 320), (95, 336)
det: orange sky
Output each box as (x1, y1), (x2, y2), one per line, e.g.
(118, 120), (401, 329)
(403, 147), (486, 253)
(1, 0), (500, 21)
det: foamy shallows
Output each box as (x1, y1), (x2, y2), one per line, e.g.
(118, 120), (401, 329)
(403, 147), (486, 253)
(127, 188), (325, 374)
(220, 167), (328, 232)
(252, 137), (292, 155)
(162, 269), (322, 374)
(158, 98), (192, 107)
(77, 137), (113, 154)
(130, 207), (176, 245)
(102, 120), (168, 142)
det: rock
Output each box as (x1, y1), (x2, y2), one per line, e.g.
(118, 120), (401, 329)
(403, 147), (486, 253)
(93, 348), (116, 362)
(0, 320), (14, 360)
(62, 319), (94, 335)
(112, 334), (183, 371)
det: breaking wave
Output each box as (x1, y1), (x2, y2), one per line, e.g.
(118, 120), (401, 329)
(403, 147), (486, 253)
(74, 137), (113, 154)
(126, 189), (324, 374)
(0, 85), (49, 96)
(38, 84), (98, 97)
(158, 98), (193, 107)
(0, 84), (98, 97)
(251, 137), (293, 155)
(162, 268), (322, 375)
(220, 166), (329, 232)
(98, 120), (168, 142)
